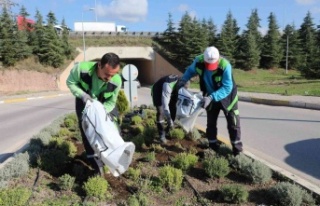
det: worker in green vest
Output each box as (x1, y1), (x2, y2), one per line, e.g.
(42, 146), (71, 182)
(179, 46), (243, 156)
(66, 52), (122, 175)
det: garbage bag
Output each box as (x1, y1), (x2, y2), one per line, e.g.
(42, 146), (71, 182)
(82, 100), (135, 177)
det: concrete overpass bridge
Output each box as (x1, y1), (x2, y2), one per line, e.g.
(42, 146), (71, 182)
(59, 47), (181, 91)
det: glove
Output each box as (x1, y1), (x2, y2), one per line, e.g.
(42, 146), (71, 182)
(202, 96), (212, 109)
(81, 93), (93, 103)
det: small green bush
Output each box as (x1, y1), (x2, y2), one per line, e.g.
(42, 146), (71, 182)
(144, 151), (156, 162)
(0, 187), (32, 206)
(171, 152), (198, 172)
(159, 165), (183, 192)
(203, 156), (230, 178)
(131, 124), (145, 135)
(58, 128), (72, 137)
(125, 167), (141, 181)
(39, 149), (69, 176)
(187, 128), (201, 140)
(127, 192), (149, 206)
(131, 115), (143, 125)
(0, 153), (29, 184)
(64, 118), (75, 128)
(83, 176), (109, 200)
(116, 90), (129, 116)
(132, 134), (145, 151)
(168, 128), (185, 140)
(268, 182), (315, 206)
(142, 126), (157, 146)
(229, 153), (252, 170)
(144, 118), (155, 126)
(32, 131), (52, 146)
(58, 174), (75, 191)
(243, 160), (272, 184)
(220, 184), (249, 204)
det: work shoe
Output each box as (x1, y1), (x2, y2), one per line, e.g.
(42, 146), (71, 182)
(209, 142), (221, 153)
(160, 134), (168, 144)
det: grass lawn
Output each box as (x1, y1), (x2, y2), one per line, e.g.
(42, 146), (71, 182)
(190, 68), (320, 97)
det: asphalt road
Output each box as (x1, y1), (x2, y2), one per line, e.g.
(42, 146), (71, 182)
(1, 87), (319, 189)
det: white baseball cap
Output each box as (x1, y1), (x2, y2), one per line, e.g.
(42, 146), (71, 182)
(204, 46), (220, 71)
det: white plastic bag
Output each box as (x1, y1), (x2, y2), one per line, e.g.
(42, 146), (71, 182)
(176, 88), (204, 133)
(81, 100), (135, 177)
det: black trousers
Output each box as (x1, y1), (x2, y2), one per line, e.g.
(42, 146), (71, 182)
(206, 101), (243, 154)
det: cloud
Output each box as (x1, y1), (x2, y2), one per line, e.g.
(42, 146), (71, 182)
(177, 4), (197, 19)
(295, 0), (319, 5)
(96, 0), (148, 22)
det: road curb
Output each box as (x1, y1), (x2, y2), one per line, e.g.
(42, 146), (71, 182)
(238, 96), (320, 110)
(195, 123), (320, 196)
(0, 93), (70, 104)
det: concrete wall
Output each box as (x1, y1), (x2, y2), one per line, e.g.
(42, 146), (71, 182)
(59, 46), (181, 91)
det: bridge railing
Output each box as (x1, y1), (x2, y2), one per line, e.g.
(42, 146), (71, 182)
(69, 31), (163, 38)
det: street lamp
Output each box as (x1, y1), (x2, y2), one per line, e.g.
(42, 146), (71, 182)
(82, 8), (95, 61)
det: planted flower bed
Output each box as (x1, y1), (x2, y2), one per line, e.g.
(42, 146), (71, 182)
(0, 106), (319, 206)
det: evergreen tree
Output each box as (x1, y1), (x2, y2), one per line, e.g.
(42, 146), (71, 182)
(280, 24), (303, 70)
(217, 10), (239, 65)
(207, 17), (218, 46)
(14, 5), (32, 60)
(298, 11), (319, 78)
(37, 11), (64, 68)
(260, 12), (282, 69)
(61, 18), (73, 59)
(0, 7), (17, 66)
(237, 9), (262, 70)
(176, 12), (195, 68)
(160, 13), (178, 59)
(32, 9), (45, 55)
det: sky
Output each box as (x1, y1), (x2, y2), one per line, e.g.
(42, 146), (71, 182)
(7, 0), (320, 33)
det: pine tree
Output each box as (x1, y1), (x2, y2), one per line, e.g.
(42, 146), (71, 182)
(237, 9), (262, 70)
(14, 5), (32, 60)
(217, 10), (239, 65)
(207, 17), (217, 46)
(0, 7), (17, 66)
(37, 11), (64, 68)
(280, 24), (303, 70)
(298, 11), (319, 78)
(160, 13), (178, 59)
(176, 12), (195, 68)
(260, 12), (282, 69)
(61, 18), (73, 59)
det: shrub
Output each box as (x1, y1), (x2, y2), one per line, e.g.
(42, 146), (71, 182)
(229, 153), (252, 170)
(220, 184), (249, 204)
(203, 156), (230, 178)
(142, 126), (157, 146)
(144, 151), (156, 162)
(58, 174), (75, 191)
(159, 165), (183, 192)
(125, 167), (141, 181)
(168, 128), (185, 140)
(187, 128), (201, 140)
(116, 90), (129, 117)
(132, 134), (145, 151)
(171, 152), (198, 172)
(268, 182), (315, 206)
(58, 128), (72, 137)
(0, 153), (30, 184)
(243, 160), (272, 184)
(144, 118), (155, 126)
(0, 187), (32, 206)
(39, 149), (69, 176)
(32, 131), (52, 146)
(64, 118), (75, 128)
(131, 115), (142, 125)
(131, 124), (144, 135)
(127, 192), (149, 206)
(83, 176), (109, 200)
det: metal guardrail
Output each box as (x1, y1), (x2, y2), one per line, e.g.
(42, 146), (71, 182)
(69, 31), (163, 37)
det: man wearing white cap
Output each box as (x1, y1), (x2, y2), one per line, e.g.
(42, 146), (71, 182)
(180, 46), (243, 156)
